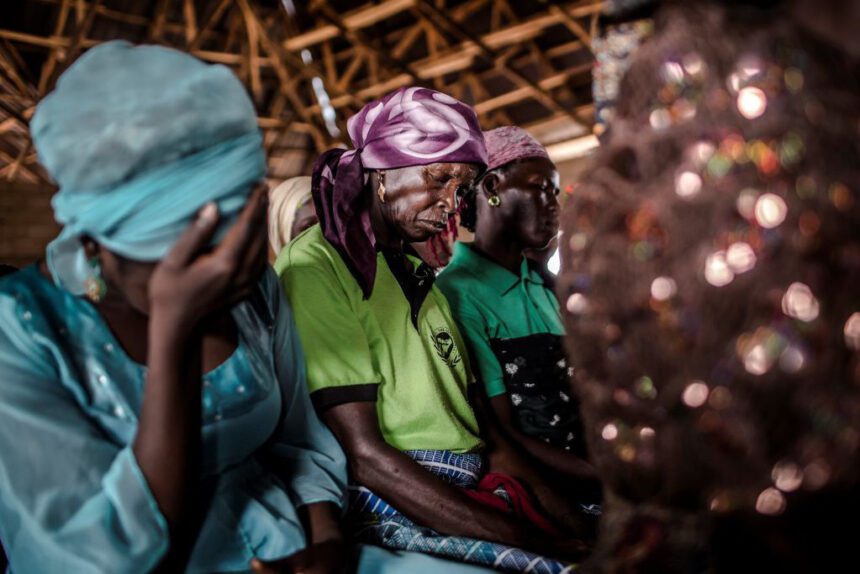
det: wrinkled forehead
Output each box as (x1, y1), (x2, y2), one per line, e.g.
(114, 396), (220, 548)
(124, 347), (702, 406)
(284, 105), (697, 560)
(426, 161), (482, 178)
(388, 161), (481, 181)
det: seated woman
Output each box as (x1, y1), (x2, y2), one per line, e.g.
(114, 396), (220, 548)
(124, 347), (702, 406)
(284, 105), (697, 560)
(276, 87), (585, 573)
(0, 42), (350, 574)
(267, 174), (453, 272)
(268, 176), (318, 261)
(437, 127), (599, 498)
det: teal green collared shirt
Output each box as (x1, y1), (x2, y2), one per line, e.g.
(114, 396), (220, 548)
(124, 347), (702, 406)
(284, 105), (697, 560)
(437, 242), (563, 398)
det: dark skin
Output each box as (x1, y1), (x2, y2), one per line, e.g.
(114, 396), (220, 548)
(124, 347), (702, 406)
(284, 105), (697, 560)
(471, 157), (601, 526)
(319, 162), (590, 560)
(290, 198), (319, 239)
(368, 162), (477, 248)
(473, 157), (561, 272)
(39, 187), (345, 574)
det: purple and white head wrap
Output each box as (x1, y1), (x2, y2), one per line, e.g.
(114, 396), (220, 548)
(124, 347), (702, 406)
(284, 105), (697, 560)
(483, 126), (551, 172)
(312, 86), (487, 297)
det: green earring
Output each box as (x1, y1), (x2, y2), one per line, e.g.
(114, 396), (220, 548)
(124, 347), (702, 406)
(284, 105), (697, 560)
(488, 195), (501, 207)
(84, 257), (107, 303)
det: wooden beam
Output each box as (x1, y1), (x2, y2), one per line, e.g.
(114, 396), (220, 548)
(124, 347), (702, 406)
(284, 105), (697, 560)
(0, 49), (34, 98)
(37, 0), (71, 95)
(0, 28), (279, 67)
(304, 0), (593, 72)
(336, 46), (365, 92)
(0, 39), (37, 89)
(53, 0), (102, 87)
(237, 2), (362, 111)
(540, 0), (593, 52)
(462, 71), (513, 125)
(239, 1), (331, 151)
(188, 0), (231, 50)
(415, 0), (592, 129)
(505, 0), (590, 125)
(306, 51), (591, 115)
(421, 18), (444, 90)
(236, 0), (263, 103)
(0, 94), (30, 127)
(390, 20), (425, 59)
(0, 118), (19, 134)
(473, 69), (576, 114)
(183, 0), (198, 45)
(257, 118), (316, 134)
(285, 0), (416, 51)
(148, 0), (171, 41)
(521, 106), (594, 142)
(358, 2), (595, 85)
(2, 141), (34, 182)
(545, 39), (586, 59)
(303, 1), (597, 110)
(289, 0), (487, 57)
(0, 29), (81, 49)
(321, 41), (337, 86)
(311, 2), (423, 92)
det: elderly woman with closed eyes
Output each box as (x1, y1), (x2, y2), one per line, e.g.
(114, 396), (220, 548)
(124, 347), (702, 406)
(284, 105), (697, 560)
(276, 87), (586, 573)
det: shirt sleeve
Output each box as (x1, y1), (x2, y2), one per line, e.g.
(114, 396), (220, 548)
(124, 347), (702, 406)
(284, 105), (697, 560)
(278, 262), (382, 410)
(0, 296), (168, 574)
(264, 270), (348, 509)
(448, 297), (507, 399)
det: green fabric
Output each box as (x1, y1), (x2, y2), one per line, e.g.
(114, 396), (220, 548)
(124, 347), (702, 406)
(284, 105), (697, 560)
(436, 242), (563, 398)
(275, 225), (483, 454)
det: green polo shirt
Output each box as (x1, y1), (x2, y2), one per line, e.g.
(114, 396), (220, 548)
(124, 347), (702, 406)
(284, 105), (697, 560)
(275, 225), (482, 454)
(436, 242), (564, 398)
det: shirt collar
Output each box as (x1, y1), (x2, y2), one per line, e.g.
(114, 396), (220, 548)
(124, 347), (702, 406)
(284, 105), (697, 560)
(450, 242), (545, 296)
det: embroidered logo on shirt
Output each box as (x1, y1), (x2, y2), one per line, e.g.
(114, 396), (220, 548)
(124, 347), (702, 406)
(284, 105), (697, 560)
(432, 328), (461, 368)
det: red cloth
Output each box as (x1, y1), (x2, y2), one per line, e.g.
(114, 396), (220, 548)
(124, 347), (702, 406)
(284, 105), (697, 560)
(463, 472), (560, 536)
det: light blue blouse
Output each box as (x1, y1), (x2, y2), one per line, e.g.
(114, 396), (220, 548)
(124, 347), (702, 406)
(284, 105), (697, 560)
(0, 265), (347, 573)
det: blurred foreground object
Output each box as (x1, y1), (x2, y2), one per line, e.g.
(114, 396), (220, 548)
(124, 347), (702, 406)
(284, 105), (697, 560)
(559, 1), (860, 571)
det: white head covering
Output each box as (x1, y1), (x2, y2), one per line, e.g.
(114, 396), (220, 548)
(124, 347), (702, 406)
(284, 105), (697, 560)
(268, 176), (313, 254)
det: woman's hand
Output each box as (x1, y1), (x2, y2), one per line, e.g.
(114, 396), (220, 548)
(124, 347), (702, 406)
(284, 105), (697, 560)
(250, 539), (349, 574)
(148, 185), (269, 330)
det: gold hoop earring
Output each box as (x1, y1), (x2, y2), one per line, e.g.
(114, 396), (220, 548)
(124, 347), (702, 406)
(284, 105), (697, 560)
(488, 194), (501, 207)
(84, 257), (107, 303)
(377, 171), (386, 204)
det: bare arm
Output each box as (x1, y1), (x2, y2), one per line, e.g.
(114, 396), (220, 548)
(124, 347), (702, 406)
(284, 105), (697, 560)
(321, 401), (541, 548)
(135, 188), (269, 567)
(134, 317), (201, 515)
(472, 389), (599, 543)
(488, 395), (598, 481)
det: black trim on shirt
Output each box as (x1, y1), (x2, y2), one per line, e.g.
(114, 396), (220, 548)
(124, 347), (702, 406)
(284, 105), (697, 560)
(380, 248), (435, 328)
(310, 383), (380, 411)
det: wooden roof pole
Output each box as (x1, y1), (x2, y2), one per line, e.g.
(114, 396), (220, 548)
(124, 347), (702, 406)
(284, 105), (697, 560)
(536, 0), (594, 53)
(303, 2), (595, 112)
(284, 0), (416, 52)
(188, 0), (231, 50)
(309, 2), (424, 88)
(37, 0), (71, 95)
(414, 0), (592, 130)
(182, 0), (198, 45)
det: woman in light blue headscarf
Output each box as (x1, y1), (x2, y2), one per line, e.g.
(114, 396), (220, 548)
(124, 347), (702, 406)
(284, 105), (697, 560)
(0, 41), (351, 573)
